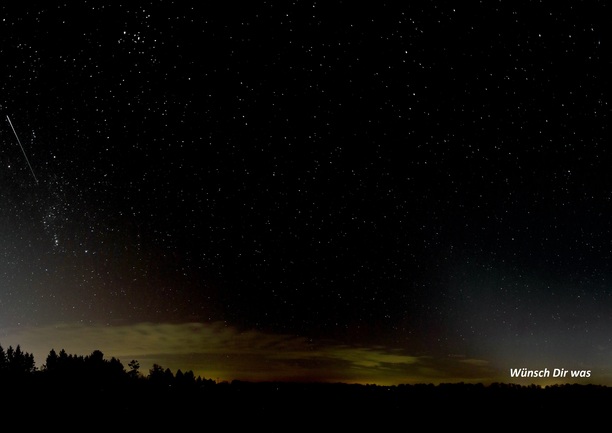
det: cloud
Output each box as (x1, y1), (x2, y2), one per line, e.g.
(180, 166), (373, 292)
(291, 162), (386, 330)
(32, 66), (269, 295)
(0, 321), (498, 385)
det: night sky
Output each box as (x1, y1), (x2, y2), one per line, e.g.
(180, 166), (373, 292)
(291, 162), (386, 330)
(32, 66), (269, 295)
(1, 1), (612, 386)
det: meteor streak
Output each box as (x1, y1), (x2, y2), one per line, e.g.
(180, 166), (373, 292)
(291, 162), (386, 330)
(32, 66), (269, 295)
(6, 115), (38, 184)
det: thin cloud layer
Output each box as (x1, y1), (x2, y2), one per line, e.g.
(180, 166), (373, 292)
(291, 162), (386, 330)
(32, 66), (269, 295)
(1, 321), (499, 385)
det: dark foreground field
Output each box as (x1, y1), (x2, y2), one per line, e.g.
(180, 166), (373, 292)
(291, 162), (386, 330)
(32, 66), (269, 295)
(8, 380), (611, 427)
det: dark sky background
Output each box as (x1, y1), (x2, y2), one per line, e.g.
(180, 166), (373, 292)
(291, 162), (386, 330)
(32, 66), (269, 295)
(1, 1), (612, 385)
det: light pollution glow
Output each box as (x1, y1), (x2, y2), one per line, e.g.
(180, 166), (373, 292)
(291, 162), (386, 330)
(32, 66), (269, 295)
(0, 321), (606, 386)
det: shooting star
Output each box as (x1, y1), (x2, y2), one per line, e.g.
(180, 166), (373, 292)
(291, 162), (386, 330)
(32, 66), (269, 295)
(6, 115), (38, 184)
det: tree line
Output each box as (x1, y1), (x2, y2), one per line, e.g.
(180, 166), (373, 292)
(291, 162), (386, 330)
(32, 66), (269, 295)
(2, 341), (611, 420)
(0, 342), (215, 394)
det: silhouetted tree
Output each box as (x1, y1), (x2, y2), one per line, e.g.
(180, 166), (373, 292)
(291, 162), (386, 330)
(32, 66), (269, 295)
(45, 348), (58, 371)
(164, 367), (174, 385)
(174, 369), (198, 390)
(86, 349), (105, 365)
(128, 359), (140, 379)
(58, 348), (68, 361)
(106, 356), (127, 386)
(197, 375), (216, 389)
(0, 344), (6, 372)
(148, 363), (166, 386)
(147, 363), (180, 390)
(6, 345), (35, 374)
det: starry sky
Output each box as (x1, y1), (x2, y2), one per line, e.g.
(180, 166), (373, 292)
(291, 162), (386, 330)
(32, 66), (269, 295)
(1, 1), (612, 386)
